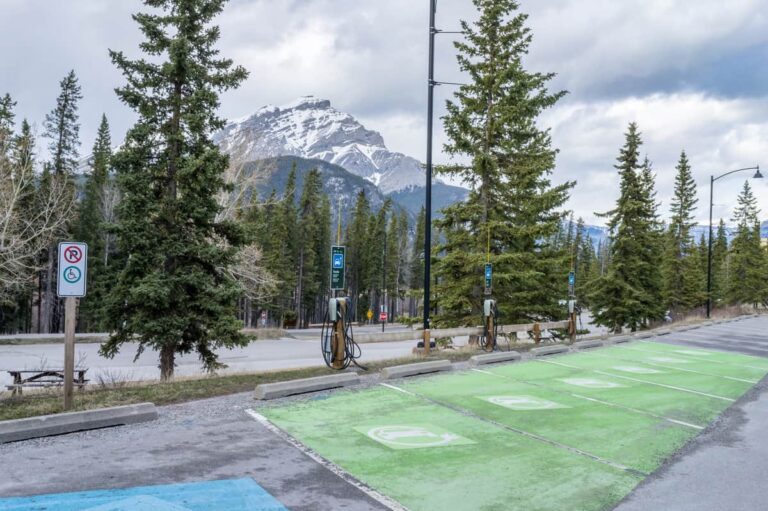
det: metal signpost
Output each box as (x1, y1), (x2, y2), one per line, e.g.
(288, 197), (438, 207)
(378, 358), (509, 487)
(57, 242), (87, 411)
(331, 246), (346, 291)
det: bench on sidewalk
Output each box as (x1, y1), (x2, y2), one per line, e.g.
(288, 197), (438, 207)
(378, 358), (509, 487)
(6, 369), (89, 396)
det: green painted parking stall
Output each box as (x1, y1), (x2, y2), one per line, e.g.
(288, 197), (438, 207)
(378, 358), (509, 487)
(257, 341), (768, 511)
(260, 387), (640, 511)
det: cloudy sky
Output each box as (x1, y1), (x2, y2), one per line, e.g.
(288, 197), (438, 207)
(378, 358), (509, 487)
(2, 0), (768, 225)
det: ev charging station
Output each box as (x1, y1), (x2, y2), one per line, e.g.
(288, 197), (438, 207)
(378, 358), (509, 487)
(481, 262), (499, 351)
(321, 245), (363, 370)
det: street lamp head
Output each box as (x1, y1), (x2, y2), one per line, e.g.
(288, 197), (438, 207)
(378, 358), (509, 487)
(754, 166), (764, 179)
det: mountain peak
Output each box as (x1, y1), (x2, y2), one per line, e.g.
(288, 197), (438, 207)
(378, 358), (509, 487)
(280, 96), (331, 111)
(214, 97), (430, 193)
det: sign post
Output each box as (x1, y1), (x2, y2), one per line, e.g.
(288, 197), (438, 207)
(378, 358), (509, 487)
(58, 242), (87, 411)
(568, 271), (576, 297)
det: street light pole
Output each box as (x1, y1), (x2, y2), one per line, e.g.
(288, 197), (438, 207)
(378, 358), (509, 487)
(706, 165), (762, 318)
(423, 0), (436, 350)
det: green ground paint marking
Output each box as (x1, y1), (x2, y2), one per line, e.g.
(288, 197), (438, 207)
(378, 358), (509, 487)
(261, 387), (640, 511)
(606, 345), (767, 382)
(490, 358), (745, 434)
(633, 341), (768, 371)
(260, 343), (764, 511)
(559, 349), (757, 399)
(401, 370), (694, 474)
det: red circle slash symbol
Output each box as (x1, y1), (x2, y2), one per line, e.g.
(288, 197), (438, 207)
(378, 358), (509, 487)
(64, 246), (82, 264)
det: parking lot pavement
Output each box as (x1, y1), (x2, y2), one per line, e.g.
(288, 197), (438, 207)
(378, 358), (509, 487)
(614, 315), (768, 511)
(0, 391), (388, 511)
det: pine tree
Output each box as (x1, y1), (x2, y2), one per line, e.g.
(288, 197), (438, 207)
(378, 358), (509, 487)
(346, 190), (372, 320)
(727, 182), (764, 306)
(710, 219), (729, 306)
(39, 71), (82, 333)
(44, 71), (82, 177)
(662, 151), (703, 311)
(0, 94), (15, 151)
(295, 168), (323, 327)
(76, 115), (113, 330)
(434, 0), (573, 326)
(101, 0), (249, 380)
(588, 124), (664, 332)
(410, 206), (426, 290)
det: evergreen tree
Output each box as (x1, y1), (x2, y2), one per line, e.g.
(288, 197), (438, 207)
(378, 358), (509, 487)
(662, 151), (703, 311)
(40, 71), (82, 333)
(434, 0), (573, 326)
(295, 168), (322, 327)
(410, 206), (426, 290)
(101, 0), (249, 380)
(76, 115), (113, 330)
(727, 182), (764, 306)
(44, 71), (82, 176)
(710, 219), (729, 306)
(346, 190), (372, 320)
(589, 124), (664, 332)
(0, 94), (15, 151)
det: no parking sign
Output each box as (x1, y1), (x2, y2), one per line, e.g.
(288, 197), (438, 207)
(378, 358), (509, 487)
(58, 242), (88, 297)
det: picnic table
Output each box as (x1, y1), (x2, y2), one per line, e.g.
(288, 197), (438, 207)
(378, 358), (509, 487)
(6, 369), (89, 396)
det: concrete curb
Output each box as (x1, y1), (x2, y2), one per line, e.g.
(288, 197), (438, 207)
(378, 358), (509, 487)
(655, 328), (672, 336)
(381, 360), (452, 380)
(0, 403), (157, 444)
(469, 351), (522, 366)
(609, 335), (633, 344)
(635, 332), (654, 339)
(574, 340), (603, 350)
(531, 344), (569, 357)
(254, 373), (359, 400)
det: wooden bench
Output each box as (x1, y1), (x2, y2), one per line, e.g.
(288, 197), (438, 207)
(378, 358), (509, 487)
(6, 369), (89, 396)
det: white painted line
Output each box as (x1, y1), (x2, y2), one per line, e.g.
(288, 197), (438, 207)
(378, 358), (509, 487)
(590, 350), (759, 384)
(472, 366), (704, 430)
(379, 382), (641, 475)
(624, 344), (768, 372)
(569, 394), (704, 430)
(592, 371), (735, 402)
(471, 368), (497, 376)
(245, 409), (408, 511)
(379, 382), (416, 396)
(539, 359), (735, 402)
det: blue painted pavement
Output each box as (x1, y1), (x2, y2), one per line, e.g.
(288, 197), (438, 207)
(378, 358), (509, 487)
(0, 478), (286, 511)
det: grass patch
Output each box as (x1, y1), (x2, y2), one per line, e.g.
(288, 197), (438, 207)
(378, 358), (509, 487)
(0, 349), (477, 422)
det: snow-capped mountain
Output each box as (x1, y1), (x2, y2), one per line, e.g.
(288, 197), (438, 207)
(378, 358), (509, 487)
(214, 96), (427, 194)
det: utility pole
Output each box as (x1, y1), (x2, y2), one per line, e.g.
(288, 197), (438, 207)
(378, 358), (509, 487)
(423, 0), (436, 355)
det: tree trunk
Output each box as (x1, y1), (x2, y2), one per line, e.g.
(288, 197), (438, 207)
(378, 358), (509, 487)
(41, 246), (54, 334)
(160, 344), (175, 381)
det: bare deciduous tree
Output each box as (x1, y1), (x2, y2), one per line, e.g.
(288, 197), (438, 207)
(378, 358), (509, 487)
(0, 136), (75, 300)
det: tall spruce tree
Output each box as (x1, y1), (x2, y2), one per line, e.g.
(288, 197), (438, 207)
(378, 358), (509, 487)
(589, 124), (664, 331)
(40, 71), (82, 333)
(726, 182), (764, 306)
(434, 0), (573, 326)
(101, 0), (249, 380)
(662, 151), (703, 311)
(76, 115), (113, 330)
(346, 190), (372, 320)
(710, 219), (729, 306)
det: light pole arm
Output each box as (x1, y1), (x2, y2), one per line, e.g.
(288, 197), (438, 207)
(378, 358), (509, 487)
(712, 166), (759, 183)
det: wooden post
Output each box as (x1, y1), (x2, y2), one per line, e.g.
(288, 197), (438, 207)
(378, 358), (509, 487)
(486, 314), (495, 350)
(423, 329), (431, 355)
(533, 322), (541, 345)
(63, 297), (77, 410)
(569, 312), (577, 343)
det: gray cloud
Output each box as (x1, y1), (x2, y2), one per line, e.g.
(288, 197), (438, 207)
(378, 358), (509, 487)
(1, 0), (767, 224)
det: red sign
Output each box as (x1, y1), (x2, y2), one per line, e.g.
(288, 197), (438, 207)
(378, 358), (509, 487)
(379, 312), (388, 321)
(64, 246), (83, 264)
